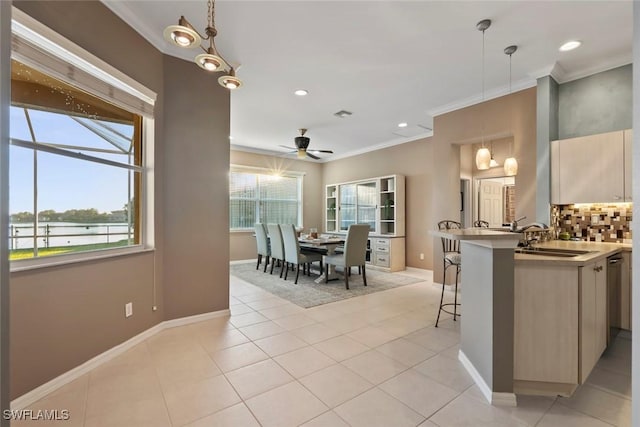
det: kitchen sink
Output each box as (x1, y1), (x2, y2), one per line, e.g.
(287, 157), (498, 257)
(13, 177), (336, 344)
(514, 247), (592, 257)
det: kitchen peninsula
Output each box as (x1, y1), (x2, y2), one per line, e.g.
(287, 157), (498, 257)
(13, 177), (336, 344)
(432, 228), (522, 406)
(433, 228), (631, 405)
(514, 240), (631, 397)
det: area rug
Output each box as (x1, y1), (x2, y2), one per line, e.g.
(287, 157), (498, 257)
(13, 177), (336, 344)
(230, 262), (423, 308)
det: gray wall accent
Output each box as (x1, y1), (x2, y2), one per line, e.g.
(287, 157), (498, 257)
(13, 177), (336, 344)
(460, 243), (515, 393)
(631, 3), (639, 425)
(558, 64), (632, 139)
(0, 1), (10, 422)
(536, 76), (558, 225)
(9, 0), (230, 397)
(162, 54), (230, 320)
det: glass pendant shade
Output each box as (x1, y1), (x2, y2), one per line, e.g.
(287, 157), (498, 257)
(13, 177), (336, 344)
(476, 147), (491, 170)
(164, 24), (201, 48)
(218, 74), (242, 89)
(195, 52), (226, 71)
(504, 157), (518, 176)
(489, 156), (499, 168)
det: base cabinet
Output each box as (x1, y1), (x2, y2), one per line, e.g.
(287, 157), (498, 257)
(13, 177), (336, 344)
(368, 237), (405, 272)
(621, 251), (632, 331)
(514, 260), (607, 396)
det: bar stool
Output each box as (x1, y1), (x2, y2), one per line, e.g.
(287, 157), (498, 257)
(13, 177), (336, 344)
(436, 220), (462, 327)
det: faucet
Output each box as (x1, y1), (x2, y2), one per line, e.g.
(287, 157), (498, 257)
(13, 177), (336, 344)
(509, 216), (527, 232)
(518, 222), (549, 233)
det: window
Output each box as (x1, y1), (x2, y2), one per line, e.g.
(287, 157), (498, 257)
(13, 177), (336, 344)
(9, 9), (155, 264)
(230, 167), (303, 230)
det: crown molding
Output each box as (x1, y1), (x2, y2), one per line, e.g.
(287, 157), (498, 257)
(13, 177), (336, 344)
(428, 77), (537, 118)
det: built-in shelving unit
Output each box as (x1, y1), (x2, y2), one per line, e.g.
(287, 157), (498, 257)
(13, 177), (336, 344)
(324, 174), (405, 271)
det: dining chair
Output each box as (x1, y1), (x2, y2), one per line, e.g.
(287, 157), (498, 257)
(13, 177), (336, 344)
(436, 219), (462, 327)
(280, 224), (323, 284)
(473, 219), (490, 228)
(267, 224), (286, 277)
(324, 224), (370, 290)
(254, 223), (270, 272)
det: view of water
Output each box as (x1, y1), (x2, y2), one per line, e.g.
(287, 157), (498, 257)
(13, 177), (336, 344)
(9, 222), (133, 250)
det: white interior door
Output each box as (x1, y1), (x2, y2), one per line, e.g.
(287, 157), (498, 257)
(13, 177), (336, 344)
(479, 180), (503, 227)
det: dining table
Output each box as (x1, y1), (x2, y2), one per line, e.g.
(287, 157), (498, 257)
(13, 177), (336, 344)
(298, 236), (344, 283)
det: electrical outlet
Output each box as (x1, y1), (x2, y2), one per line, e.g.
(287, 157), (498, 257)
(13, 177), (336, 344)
(419, 253), (425, 260)
(125, 302), (133, 318)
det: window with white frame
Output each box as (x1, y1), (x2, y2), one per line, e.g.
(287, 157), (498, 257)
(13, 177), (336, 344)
(230, 167), (303, 230)
(9, 8), (155, 263)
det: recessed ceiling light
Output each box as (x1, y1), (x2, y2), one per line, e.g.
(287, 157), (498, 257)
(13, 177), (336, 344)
(559, 40), (581, 52)
(229, 136), (234, 140)
(398, 122), (408, 128)
(294, 89), (308, 96)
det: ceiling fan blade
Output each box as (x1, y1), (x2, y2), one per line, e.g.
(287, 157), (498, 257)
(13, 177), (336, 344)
(306, 152), (321, 160)
(313, 149), (334, 154)
(278, 145), (297, 151)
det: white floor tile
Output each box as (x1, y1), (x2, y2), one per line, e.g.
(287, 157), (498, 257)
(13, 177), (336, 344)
(183, 403), (260, 427)
(334, 387), (425, 427)
(225, 359), (294, 399)
(342, 350), (408, 384)
(300, 364), (374, 408)
(536, 403), (614, 427)
(211, 342), (269, 372)
(274, 346), (336, 378)
(313, 335), (369, 361)
(245, 381), (328, 427)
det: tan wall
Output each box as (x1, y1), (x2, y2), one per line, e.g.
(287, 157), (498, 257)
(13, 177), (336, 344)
(10, 1), (230, 397)
(229, 150), (324, 261)
(162, 55), (230, 320)
(431, 88), (537, 283)
(321, 139), (433, 269)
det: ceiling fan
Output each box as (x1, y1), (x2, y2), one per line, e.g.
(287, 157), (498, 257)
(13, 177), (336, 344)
(279, 129), (334, 160)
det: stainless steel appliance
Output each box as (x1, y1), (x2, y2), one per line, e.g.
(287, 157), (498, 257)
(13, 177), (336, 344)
(608, 254), (623, 343)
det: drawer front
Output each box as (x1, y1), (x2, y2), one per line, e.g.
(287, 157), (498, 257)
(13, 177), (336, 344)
(375, 254), (390, 267)
(375, 245), (389, 253)
(373, 239), (389, 247)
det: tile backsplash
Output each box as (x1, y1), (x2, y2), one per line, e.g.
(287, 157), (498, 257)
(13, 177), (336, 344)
(552, 203), (632, 243)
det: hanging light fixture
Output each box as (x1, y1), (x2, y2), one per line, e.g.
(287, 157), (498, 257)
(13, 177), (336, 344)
(489, 142), (499, 168)
(503, 44), (518, 176)
(163, 0), (242, 89)
(475, 19), (491, 170)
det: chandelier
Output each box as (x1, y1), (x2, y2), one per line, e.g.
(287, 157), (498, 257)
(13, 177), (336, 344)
(163, 0), (242, 89)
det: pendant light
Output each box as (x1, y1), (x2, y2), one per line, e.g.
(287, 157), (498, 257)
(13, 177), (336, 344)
(475, 19), (491, 170)
(164, 0), (242, 89)
(503, 44), (518, 176)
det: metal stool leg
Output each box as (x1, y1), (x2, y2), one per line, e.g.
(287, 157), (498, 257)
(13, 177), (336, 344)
(436, 260), (447, 327)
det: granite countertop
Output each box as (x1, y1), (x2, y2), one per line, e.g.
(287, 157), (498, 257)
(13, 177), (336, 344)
(514, 240), (630, 266)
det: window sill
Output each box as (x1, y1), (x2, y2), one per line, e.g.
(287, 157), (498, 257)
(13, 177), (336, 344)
(10, 246), (155, 273)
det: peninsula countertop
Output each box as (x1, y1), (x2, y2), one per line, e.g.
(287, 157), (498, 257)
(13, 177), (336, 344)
(431, 228), (522, 241)
(515, 240), (630, 266)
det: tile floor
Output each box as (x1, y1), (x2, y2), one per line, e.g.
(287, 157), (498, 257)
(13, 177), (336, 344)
(13, 266), (632, 426)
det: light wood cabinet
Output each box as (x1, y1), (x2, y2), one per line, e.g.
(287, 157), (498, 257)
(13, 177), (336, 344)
(579, 260), (607, 383)
(514, 259), (608, 395)
(551, 130), (626, 204)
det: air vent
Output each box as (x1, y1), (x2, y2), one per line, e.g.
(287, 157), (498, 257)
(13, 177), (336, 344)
(334, 110), (353, 118)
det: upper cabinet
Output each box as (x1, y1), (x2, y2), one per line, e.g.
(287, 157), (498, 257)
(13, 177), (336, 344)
(551, 130), (632, 204)
(325, 174), (405, 236)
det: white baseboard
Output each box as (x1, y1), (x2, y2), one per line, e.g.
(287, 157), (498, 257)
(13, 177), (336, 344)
(230, 259), (256, 265)
(11, 308), (230, 410)
(458, 350), (517, 407)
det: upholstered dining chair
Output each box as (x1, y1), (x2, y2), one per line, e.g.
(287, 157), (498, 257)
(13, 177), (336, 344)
(436, 219), (462, 327)
(267, 224), (286, 277)
(254, 223), (270, 272)
(280, 224), (323, 284)
(324, 224), (370, 290)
